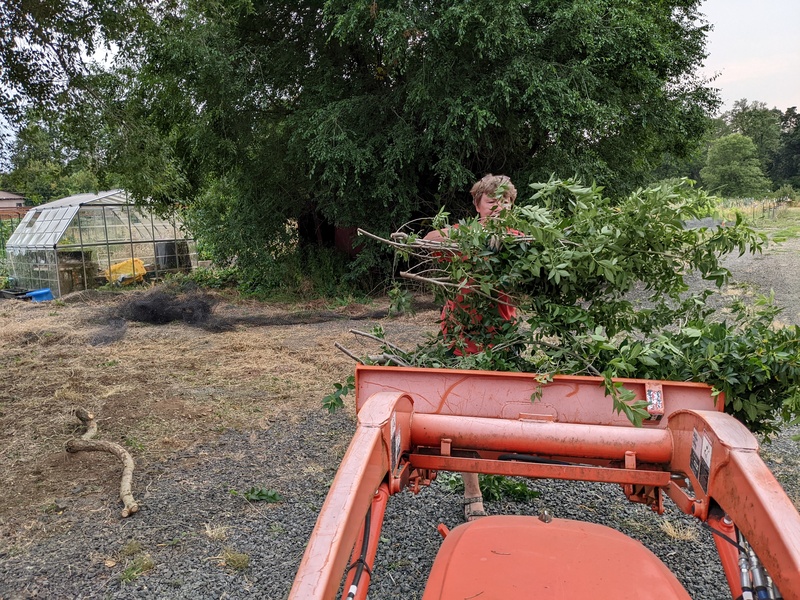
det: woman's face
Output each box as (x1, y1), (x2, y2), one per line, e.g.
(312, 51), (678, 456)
(475, 193), (512, 221)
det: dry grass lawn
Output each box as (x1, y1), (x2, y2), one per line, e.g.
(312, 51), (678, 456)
(0, 287), (438, 529)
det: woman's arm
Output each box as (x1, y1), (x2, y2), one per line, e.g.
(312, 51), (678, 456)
(423, 227), (449, 242)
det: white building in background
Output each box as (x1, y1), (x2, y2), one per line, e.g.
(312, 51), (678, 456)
(0, 190), (26, 208)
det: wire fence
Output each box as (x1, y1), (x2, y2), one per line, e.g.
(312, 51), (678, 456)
(721, 196), (793, 221)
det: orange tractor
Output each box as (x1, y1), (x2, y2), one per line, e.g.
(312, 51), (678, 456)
(291, 365), (800, 599)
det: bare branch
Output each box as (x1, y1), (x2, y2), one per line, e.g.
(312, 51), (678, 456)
(67, 408), (139, 518)
(399, 271), (460, 288)
(334, 342), (364, 363)
(349, 329), (407, 353)
(369, 354), (410, 367)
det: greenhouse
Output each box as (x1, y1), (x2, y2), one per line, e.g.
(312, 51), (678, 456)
(5, 190), (196, 298)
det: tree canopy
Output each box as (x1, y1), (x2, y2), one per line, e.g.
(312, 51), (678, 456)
(725, 100), (782, 175)
(0, 111), (121, 204)
(0, 0), (148, 118)
(81, 0), (719, 288)
(773, 107), (800, 189)
(700, 133), (772, 198)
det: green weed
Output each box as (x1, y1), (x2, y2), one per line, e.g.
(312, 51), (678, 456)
(123, 437), (145, 452)
(229, 487), (282, 503)
(119, 553), (154, 583)
(322, 375), (355, 413)
(438, 473), (540, 502)
(221, 547), (250, 570)
(120, 540), (143, 557)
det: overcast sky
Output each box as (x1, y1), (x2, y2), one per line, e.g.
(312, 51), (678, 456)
(699, 0), (800, 113)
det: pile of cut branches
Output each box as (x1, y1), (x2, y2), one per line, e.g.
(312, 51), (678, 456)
(333, 178), (800, 436)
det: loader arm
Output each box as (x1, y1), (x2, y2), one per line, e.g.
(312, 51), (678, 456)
(290, 366), (800, 599)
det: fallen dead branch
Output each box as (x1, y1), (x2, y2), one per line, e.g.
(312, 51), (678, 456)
(66, 408), (140, 518)
(334, 332), (412, 368)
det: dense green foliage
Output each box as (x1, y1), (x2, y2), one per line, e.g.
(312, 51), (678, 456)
(726, 100), (782, 173)
(0, 118), (110, 204)
(339, 179), (800, 436)
(700, 134), (772, 198)
(697, 101), (799, 195)
(651, 101), (799, 198)
(774, 108), (800, 190)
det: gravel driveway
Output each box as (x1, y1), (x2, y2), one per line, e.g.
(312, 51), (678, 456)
(1, 237), (800, 600)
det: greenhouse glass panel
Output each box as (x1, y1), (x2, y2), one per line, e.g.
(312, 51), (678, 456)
(132, 242), (156, 271)
(57, 248), (98, 295)
(152, 217), (177, 240)
(75, 206), (107, 245)
(103, 205), (132, 242)
(96, 242), (133, 273)
(129, 207), (154, 240)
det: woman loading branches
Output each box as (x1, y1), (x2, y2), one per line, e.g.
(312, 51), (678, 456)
(424, 173), (522, 521)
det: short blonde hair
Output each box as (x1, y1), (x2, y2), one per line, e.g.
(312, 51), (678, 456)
(470, 174), (517, 207)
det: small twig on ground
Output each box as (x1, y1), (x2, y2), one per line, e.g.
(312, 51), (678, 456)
(349, 329), (407, 353)
(334, 342), (364, 364)
(66, 407), (140, 518)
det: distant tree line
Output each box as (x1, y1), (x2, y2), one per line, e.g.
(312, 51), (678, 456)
(656, 99), (799, 199)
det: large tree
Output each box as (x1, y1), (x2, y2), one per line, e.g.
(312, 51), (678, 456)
(772, 107), (800, 189)
(724, 99), (782, 181)
(99, 0), (719, 288)
(2, 117), (103, 204)
(1, 1), (720, 289)
(700, 133), (771, 198)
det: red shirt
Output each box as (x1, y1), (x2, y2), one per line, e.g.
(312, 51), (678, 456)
(437, 224), (520, 355)
(441, 292), (517, 355)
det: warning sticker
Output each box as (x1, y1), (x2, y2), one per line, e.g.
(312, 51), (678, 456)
(390, 413), (398, 473)
(689, 429), (713, 493)
(698, 433), (713, 493)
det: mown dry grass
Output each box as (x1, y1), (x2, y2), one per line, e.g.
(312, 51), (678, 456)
(0, 288), (438, 525)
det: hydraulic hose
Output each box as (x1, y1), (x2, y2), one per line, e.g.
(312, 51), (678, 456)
(345, 506), (372, 600)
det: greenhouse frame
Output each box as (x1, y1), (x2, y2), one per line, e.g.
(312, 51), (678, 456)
(5, 190), (197, 298)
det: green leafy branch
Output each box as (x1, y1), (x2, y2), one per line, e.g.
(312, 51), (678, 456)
(327, 178), (800, 437)
(323, 375), (355, 413)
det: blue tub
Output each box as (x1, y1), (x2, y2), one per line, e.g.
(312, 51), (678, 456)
(26, 288), (54, 302)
